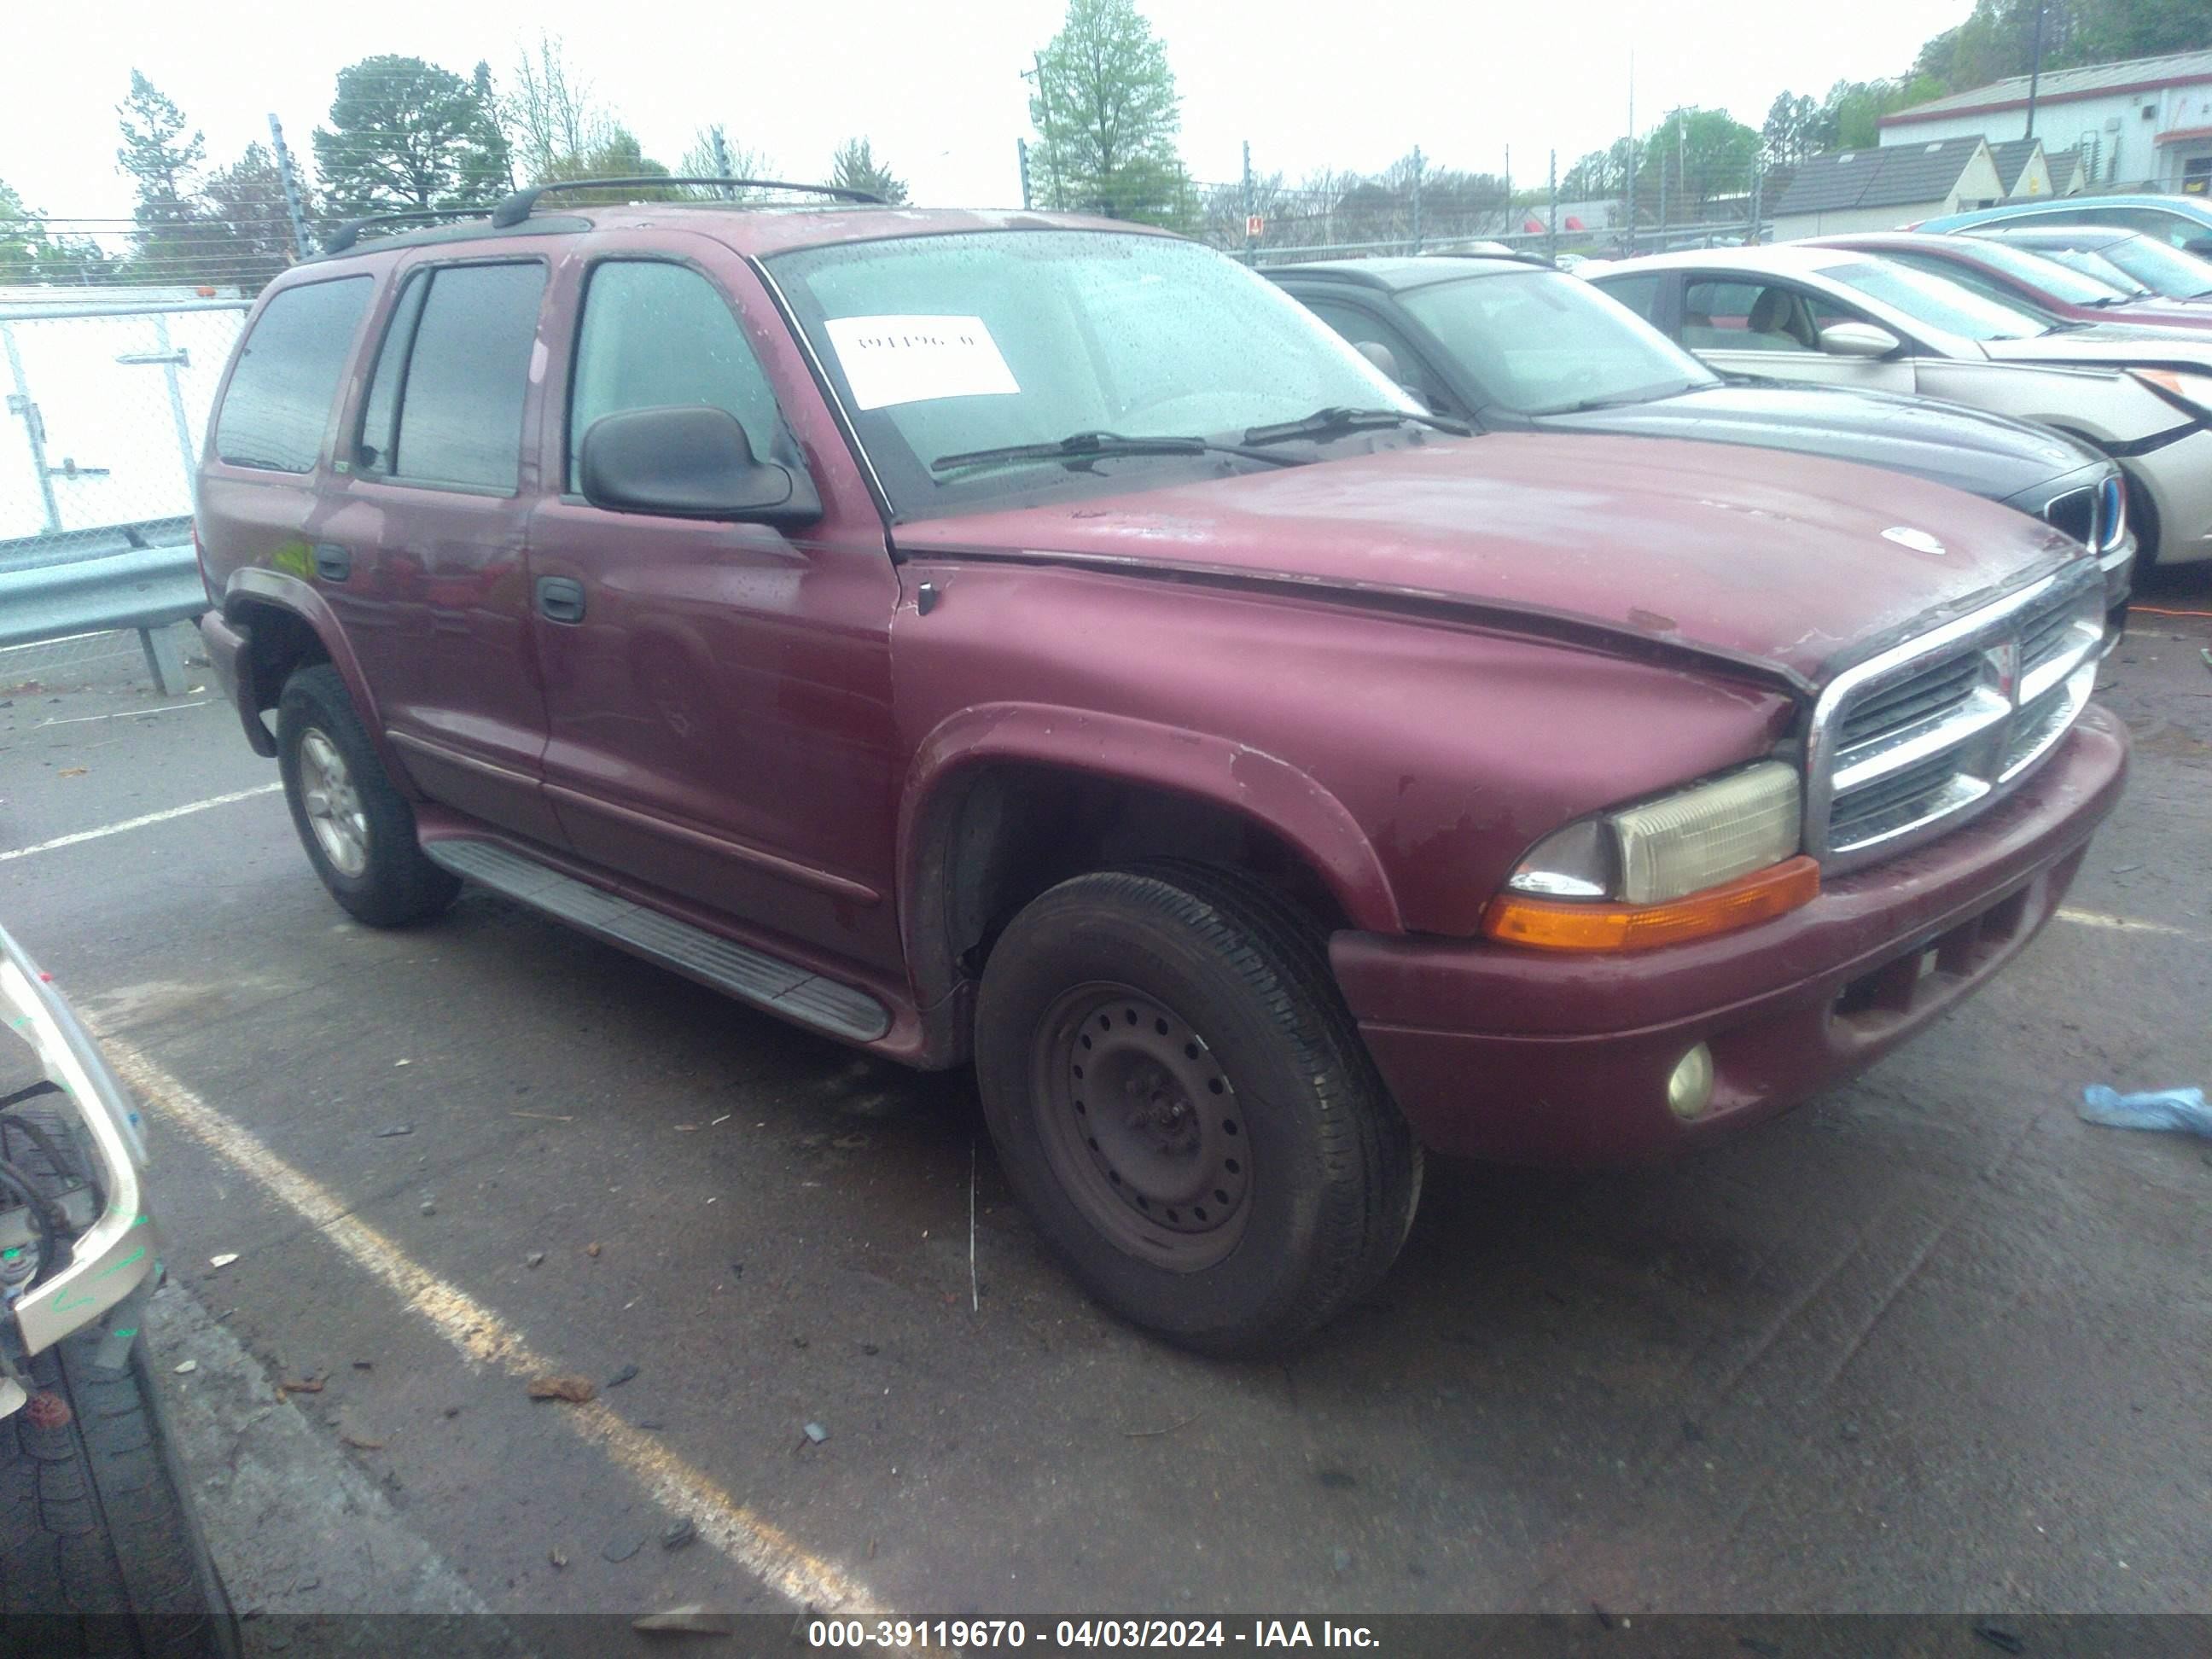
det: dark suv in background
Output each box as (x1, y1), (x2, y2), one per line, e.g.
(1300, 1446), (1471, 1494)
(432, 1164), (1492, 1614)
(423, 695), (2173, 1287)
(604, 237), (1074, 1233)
(194, 185), (2126, 1352)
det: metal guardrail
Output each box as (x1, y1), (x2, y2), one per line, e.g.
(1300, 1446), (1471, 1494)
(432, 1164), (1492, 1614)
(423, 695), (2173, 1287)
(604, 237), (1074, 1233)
(0, 542), (205, 693)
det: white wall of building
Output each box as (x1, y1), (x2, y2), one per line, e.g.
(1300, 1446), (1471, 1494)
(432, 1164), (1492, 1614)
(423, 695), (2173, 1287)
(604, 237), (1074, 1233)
(1883, 78), (2212, 190)
(1775, 198), (1953, 237)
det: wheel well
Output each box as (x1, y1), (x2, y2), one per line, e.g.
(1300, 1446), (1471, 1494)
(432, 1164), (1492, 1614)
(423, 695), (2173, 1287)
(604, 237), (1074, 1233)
(924, 765), (1354, 995)
(230, 600), (328, 717)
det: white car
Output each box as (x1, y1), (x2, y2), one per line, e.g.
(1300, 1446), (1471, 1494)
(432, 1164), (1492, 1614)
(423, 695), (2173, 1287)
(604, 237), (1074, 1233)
(1590, 246), (2212, 571)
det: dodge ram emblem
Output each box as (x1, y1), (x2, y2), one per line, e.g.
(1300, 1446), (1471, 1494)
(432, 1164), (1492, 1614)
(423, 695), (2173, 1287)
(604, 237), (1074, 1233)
(1881, 527), (1947, 556)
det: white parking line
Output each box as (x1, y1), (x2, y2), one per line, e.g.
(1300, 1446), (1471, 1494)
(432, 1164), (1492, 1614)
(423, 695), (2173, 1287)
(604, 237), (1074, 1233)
(0, 784), (282, 864)
(93, 1030), (877, 1615)
(2054, 907), (2197, 940)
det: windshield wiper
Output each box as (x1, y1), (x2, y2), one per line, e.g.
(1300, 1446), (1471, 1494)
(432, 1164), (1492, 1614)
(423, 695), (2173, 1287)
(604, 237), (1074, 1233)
(1240, 405), (1473, 445)
(929, 429), (1304, 474)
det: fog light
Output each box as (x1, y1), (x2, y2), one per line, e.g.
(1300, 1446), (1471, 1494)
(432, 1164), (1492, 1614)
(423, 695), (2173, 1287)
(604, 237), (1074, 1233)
(1667, 1043), (1714, 1121)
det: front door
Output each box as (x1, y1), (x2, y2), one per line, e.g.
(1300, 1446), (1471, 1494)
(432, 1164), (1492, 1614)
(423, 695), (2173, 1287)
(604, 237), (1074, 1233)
(1677, 275), (1919, 394)
(524, 238), (906, 974)
(321, 257), (562, 844)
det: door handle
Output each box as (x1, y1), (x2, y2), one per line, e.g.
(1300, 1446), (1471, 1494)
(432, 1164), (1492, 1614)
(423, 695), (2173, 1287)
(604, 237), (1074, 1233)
(312, 543), (352, 581)
(536, 575), (587, 624)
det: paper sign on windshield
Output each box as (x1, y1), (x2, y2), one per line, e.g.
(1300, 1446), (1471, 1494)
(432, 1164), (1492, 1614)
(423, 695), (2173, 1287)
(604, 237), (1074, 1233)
(824, 315), (1020, 410)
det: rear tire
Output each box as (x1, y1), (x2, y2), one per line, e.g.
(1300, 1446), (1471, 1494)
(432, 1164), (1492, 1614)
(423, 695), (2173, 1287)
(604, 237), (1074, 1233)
(975, 862), (1421, 1356)
(276, 664), (458, 927)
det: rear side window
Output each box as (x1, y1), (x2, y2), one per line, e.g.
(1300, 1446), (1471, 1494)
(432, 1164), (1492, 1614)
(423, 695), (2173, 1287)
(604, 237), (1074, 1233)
(568, 261), (786, 486)
(358, 261), (545, 492)
(215, 276), (372, 474)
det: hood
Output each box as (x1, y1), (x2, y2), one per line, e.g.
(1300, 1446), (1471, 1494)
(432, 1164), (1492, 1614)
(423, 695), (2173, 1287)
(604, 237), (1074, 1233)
(1984, 323), (2212, 371)
(1537, 382), (2094, 503)
(2103, 300), (2212, 333)
(891, 434), (2087, 688)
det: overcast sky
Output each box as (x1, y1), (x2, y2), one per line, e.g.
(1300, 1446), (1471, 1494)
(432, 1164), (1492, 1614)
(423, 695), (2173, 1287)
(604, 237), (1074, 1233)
(4, 0), (1974, 224)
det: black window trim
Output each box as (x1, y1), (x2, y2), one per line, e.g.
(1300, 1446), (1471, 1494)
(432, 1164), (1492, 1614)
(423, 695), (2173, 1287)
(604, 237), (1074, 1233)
(345, 252), (551, 501)
(556, 251), (803, 506)
(1278, 281), (1477, 417)
(212, 270), (379, 478)
(1675, 271), (1929, 360)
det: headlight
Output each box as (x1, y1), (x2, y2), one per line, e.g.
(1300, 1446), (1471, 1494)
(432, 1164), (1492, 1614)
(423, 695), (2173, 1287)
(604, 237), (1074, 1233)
(1487, 761), (1815, 952)
(2131, 368), (2212, 422)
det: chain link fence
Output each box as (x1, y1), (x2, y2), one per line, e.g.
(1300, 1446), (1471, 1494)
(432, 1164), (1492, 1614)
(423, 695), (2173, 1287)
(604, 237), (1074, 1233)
(0, 288), (245, 692)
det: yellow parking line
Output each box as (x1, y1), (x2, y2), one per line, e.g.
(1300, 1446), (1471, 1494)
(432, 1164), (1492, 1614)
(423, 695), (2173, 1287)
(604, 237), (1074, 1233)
(94, 1030), (877, 1614)
(2054, 907), (2196, 940)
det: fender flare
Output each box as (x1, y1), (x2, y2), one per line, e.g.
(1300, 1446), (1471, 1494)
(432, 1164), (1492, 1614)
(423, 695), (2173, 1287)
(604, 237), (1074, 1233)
(897, 701), (1402, 1007)
(221, 568), (419, 794)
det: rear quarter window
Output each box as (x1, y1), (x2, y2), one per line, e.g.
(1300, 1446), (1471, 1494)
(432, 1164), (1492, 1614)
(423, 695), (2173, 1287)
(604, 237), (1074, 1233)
(214, 276), (374, 474)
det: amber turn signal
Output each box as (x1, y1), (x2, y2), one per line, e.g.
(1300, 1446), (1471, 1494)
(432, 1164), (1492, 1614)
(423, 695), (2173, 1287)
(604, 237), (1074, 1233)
(1482, 855), (1820, 952)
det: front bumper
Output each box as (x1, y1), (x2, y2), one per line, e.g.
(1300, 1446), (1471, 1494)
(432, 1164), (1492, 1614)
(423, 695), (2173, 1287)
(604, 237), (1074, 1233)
(2133, 424), (2212, 568)
(1330, 707), (2128, 1166)
(0, 927), (160, 1365)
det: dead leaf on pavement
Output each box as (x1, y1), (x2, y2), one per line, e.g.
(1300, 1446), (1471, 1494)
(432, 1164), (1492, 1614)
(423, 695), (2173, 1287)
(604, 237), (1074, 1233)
(57, 768), (87, 778)
(278, 1377), (325, 1394)
(527, 1375), (597, 1404)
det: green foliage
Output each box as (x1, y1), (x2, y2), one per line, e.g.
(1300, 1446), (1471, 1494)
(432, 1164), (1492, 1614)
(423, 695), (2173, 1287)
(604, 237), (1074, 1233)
(537, 127), (677, 202)
(1912, 0), (2209, 95)
(0, 178), (119, 286)
(830, 138), (909, 206)
(1029, 0), (1190, 228)
(312, 55), (510, 219)
(199, 143), (312, 288)
(1640, 108), (1761, 211)
(115, 70), (204, 228)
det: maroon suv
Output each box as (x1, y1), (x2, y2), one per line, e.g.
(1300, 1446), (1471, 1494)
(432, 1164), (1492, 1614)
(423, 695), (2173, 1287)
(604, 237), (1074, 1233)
(194, 187), (2127, 1353)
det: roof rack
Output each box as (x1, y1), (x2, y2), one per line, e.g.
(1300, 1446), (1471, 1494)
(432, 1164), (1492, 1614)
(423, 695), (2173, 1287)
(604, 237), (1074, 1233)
(323, 209), (481, 255)
(488, 177), (886, 228)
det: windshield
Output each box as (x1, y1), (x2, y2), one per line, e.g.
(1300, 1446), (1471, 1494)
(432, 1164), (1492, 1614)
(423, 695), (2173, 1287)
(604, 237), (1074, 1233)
(2030, 246), (2156, 295)
(1398, 268), (1715, 415)
(2082, 236), (2212, 300)
(766, 230), (1420, 518)
(1934, 236), (2137, 305)
(1819, 259), (2054, 340)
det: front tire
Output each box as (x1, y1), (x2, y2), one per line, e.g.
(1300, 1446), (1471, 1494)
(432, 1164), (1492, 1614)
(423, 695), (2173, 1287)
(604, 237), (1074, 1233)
(975, 864), (1421, 1355)
(276, 664), (457, 927)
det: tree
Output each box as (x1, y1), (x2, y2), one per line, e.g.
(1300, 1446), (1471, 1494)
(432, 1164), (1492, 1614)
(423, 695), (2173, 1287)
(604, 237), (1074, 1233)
(1761, 91), (1820, 168)
(198, 143), (312, 288)
(830, 138), (908, 205)
(537, 126), (678, 202)
(1641, 108), (1760, 215)
(313, 55), (510, 220)
(0, 178), (118, 287)
(503, 32), (609, 184)
(115, 71), (204, 227)
(678, 129), (773, 199)
(115, 70), (216, 282)
(1028, 0), (1190, 227)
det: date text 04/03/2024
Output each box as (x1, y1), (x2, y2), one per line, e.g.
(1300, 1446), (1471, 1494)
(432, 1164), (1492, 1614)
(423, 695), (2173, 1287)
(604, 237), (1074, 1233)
(806, 1620), (1382, 1649)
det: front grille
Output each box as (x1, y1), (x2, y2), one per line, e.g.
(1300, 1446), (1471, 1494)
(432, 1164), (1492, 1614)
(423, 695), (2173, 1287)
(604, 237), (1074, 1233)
(1809, 562), (2104, 870)
(2041, 486), (2096, 548)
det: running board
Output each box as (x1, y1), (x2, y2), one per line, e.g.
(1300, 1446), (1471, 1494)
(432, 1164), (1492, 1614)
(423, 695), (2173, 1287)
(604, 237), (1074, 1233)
(423, 840), (892, 1043)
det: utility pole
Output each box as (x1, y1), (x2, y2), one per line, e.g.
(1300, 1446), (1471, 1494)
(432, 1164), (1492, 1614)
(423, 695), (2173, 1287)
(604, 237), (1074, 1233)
(1546, 148), (1557, 263)
(2024, 4), (2047, 138)
(1624, 53), (1638, 256)
(1410, 144), (1424, 253)
(1749, 159), (1764, 245)
(710, 126), (734, 198)
(267, 114), (313, 259)
(1017, 137), (1033, 210)
(1027, 51), (1060, 211)
(1241, 139), (1255, 264)
(1504, 143), (1511, 240)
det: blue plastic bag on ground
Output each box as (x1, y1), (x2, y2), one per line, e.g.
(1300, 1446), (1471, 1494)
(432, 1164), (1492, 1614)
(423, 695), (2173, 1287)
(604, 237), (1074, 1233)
(2079, 1086), (2212, 1138)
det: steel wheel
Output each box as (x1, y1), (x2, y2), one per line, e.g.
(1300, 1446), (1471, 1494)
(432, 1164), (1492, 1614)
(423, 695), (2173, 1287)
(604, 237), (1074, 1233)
(296, 726), (369, 877)
(1031, 982), (1253, 1272)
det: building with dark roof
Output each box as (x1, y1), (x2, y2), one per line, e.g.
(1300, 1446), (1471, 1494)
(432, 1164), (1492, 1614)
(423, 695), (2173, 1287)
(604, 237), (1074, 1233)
(1773, 137), (2004, 237)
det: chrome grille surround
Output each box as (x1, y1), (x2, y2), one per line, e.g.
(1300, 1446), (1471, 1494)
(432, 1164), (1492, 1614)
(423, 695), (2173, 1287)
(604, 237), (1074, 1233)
(1807, 559), (2105, 872)
(2040, 486), (2096, 549)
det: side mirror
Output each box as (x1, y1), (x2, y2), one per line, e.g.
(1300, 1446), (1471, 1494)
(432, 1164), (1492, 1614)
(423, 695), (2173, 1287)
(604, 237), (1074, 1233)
(2181, 236), (2212, 259)
(578, 405), (822, 527)
(1819, 321), (1902, 359)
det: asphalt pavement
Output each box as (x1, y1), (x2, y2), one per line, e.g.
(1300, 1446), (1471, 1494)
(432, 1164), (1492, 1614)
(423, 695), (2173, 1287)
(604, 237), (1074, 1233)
(1, 584), (2208, 1640)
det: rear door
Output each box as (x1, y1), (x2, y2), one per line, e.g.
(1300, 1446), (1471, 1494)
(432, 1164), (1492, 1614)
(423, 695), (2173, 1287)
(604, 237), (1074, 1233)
(320, 257), (562, 844)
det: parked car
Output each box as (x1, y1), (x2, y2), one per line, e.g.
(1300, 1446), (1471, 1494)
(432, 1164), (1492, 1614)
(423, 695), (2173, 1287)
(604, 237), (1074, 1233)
(1803, 230), (2212, 333)
(1969, 225), (2212, 304)
(1592, 247), (2212, 572)
(1270, 255), (2133, 622)
(2, 925), (236, 1654)
(195, 189), (2127, 1353)
(1916, 192), (2212, 253)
